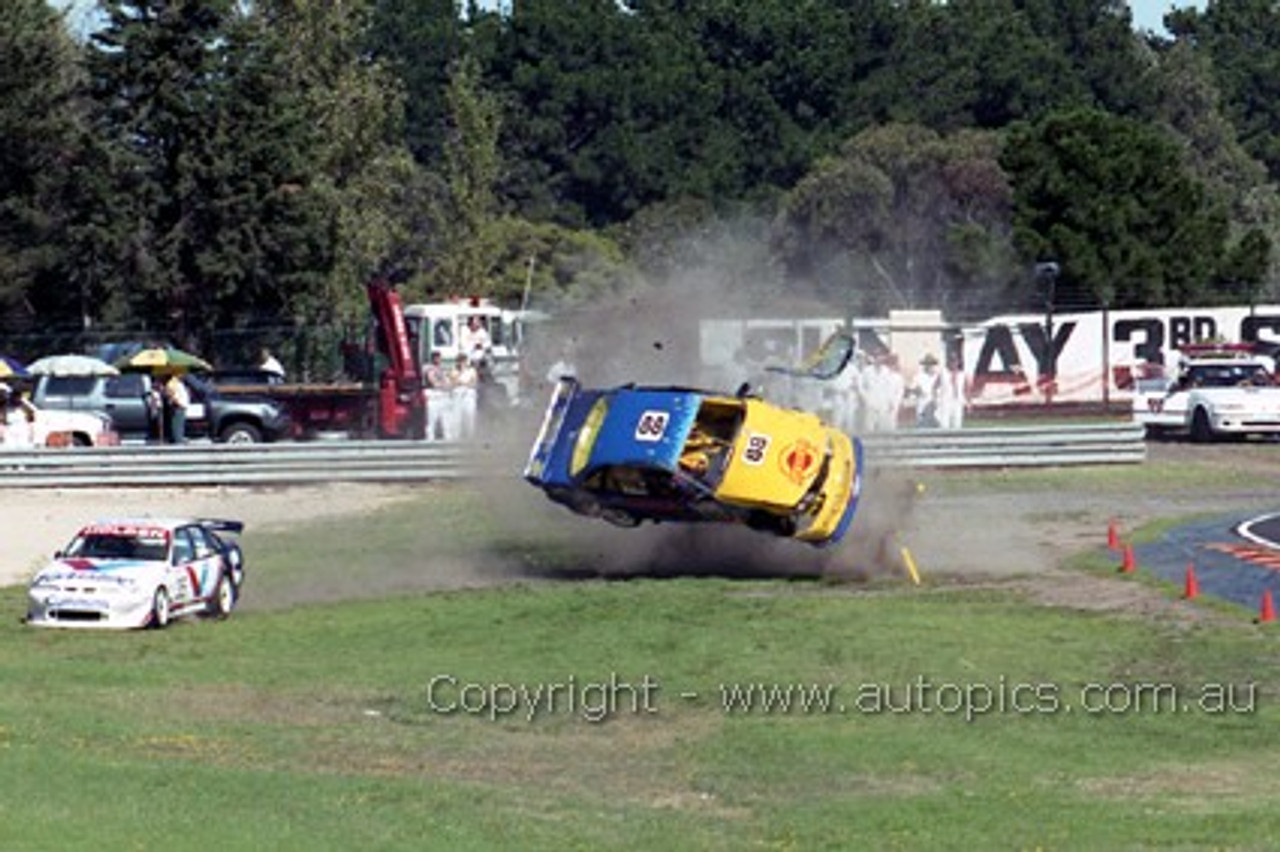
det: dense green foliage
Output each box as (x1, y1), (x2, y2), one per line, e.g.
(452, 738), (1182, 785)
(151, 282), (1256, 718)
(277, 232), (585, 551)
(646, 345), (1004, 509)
(4, 0), (1280, 349)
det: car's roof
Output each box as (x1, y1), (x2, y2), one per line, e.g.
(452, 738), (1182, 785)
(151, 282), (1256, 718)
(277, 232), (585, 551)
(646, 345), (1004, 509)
(82, 517), (199, 533)
(583, 387), (704, 473)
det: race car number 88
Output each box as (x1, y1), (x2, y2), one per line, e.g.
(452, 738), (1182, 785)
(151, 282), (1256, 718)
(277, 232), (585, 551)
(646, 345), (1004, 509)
(742, 433), (770, 465)
(635, 410), (669, 442)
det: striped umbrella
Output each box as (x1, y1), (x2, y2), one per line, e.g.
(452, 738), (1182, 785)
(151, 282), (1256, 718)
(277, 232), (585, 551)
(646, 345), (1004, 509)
(0, 355), (30, 379)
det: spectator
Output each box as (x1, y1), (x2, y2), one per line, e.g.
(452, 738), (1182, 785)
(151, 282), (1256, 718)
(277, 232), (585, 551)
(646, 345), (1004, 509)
(423, 351), (453, 441)
(830, 350), (866, 434)
(449, 354), (479, 439)
(164, 373), (190, 444)
(0, 383), (33, 448)
(258, 347), (285, 380)
(459, 316), (492, 363)
(937, 351), (968, 429)
(909, 354), (942, 428)
(144, 384), (164, 443)
(861, 354), (905, 432)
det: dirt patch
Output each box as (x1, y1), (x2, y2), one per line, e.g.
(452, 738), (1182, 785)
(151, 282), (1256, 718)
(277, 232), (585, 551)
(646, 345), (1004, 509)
(0, 483), (422, 586)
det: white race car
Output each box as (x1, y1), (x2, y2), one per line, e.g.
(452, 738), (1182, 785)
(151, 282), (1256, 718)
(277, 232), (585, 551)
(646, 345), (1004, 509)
(1133, 349), (1280, 442)
(25, 518), (245, 629)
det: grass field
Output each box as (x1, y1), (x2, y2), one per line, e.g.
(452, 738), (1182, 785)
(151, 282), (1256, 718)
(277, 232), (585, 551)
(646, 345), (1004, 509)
(4, 470), (1280, 850)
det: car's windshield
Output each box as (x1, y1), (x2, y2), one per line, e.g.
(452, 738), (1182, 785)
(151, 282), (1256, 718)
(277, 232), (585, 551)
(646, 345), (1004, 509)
(64, 530), (169, 561)
(1182, 363), (1272, 388)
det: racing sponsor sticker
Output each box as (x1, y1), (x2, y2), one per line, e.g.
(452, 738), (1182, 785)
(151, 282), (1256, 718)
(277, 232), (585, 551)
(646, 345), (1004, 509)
(779, 438), (821, 484)
(634, 410), (670, 442)
(741, 432), (771, 466)
(82, 524), (170, 540)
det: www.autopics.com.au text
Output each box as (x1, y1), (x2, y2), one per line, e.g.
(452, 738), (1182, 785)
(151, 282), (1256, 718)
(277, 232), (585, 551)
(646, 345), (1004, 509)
(422, 673), (1258, 723)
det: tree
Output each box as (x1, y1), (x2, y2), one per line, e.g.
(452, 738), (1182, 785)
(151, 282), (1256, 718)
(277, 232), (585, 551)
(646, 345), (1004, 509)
(79, 0), (240, 342)
(1151, 40), (1278, 300)
(772, 123), (1015, 318)
(428, 54), (503, 296)
(0, 0), (85, 331)
(1002, 107), (1231, 309)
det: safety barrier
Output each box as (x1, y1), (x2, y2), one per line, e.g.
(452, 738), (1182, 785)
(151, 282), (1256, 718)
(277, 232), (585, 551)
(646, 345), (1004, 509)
(862, 422), (1147, 468)
(0, 422), (1144, 488)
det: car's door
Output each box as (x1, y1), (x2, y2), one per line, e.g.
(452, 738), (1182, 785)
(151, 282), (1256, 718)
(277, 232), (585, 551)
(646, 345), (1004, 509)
(175, 525), (224, 603)
(102, 373), (151, 436)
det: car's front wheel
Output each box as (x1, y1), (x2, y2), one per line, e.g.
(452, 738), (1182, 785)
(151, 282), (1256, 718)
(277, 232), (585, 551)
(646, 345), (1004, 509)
(149, 587), (171, 629)
(1190, 408), (1215, 443)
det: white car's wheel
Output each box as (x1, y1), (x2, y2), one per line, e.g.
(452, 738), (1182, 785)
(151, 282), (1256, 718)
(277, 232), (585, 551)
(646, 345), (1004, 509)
(208, 574), (236, 618)
(150, 587), (171, 629)
(1191, 408), (1215, 443)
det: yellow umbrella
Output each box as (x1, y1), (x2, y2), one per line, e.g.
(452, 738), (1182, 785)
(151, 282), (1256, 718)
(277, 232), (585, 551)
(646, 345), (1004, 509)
(116, 347), (212, 375)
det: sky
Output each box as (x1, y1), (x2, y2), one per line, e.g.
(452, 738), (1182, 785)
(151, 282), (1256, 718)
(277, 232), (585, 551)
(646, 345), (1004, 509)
(58, 1), (1207, 37)
(1128, 0), (1207, 35)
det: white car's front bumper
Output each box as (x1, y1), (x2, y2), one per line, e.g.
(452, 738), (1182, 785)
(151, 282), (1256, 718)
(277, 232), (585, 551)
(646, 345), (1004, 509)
(26, 585), (155, 629)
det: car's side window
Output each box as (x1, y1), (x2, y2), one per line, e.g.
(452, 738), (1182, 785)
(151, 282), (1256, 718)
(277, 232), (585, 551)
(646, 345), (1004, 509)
(104, 374), (146, 399)
(43, 376), (98, 397)
(188, 526), (214, 559)
(172, 528), (196, 565)
(433, 319), (453, 347)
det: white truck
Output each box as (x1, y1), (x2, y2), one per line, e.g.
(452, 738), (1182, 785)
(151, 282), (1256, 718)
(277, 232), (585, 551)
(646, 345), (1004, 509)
(402, 298), (531, 406)
(2, 396), (119, 448)
(1132, 346), (1280, 441)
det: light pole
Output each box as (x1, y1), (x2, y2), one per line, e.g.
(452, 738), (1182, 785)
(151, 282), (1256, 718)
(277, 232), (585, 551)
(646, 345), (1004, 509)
(1036, 261), (1060, 404)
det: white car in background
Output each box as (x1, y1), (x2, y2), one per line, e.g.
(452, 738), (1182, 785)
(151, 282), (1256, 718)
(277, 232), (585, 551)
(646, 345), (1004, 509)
(25, 518), (245, 629)
(3, 400), (119, 448)
(1133, 348), (1280, 442)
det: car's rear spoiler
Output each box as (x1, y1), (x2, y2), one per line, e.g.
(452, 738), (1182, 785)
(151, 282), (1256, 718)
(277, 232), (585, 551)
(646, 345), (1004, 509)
(198, 519), (245, 535)
(523, 376), (579, 484)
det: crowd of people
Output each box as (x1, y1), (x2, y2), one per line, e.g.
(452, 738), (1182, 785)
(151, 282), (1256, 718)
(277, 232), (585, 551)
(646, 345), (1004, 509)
(422, 350), (482, 441)
(733, 345), (966, 436)
(825, 350), (967, 433)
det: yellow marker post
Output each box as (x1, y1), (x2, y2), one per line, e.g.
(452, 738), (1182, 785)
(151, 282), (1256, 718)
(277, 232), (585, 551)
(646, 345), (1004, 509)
(900, 545), (922, 586)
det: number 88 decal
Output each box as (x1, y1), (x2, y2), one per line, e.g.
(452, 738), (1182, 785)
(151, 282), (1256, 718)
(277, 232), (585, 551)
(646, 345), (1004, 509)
(742, 433), (771, 465)
(635, 410), (670, 442)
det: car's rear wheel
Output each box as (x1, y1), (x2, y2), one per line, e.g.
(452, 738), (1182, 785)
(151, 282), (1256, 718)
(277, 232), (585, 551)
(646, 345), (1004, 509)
(601, 508), (641, 528)
(219, 422), (262, 444)
(567, 494), (602, 518)
(1190, 408), (1215, 443)
(208, 574), (236, 619)
(149, 587), (171, 629)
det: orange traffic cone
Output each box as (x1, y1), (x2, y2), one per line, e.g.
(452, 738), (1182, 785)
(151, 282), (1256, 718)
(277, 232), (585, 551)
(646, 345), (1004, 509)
(1119, 543), (1136, 574)
(1257, 590), (1276, 624)
(1107, 518), (1120, 551)
(1184, 563), (1200, 600)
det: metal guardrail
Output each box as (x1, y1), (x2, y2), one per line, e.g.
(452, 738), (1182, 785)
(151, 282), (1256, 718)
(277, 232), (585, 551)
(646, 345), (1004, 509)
(0, 423), (1145, 488)
(863, 422), (1146, 467)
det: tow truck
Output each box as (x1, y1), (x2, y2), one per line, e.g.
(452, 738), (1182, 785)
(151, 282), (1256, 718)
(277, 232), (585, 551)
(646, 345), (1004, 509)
(218, 279), (426, 439)
(402, 297), (529, 406)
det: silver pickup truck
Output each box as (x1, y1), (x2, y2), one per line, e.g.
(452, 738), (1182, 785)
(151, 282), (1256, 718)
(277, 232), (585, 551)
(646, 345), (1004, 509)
(32, 373), (291, 443)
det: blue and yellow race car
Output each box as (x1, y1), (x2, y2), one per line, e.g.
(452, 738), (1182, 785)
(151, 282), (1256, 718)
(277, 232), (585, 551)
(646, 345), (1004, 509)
(523, 378), (863, 547)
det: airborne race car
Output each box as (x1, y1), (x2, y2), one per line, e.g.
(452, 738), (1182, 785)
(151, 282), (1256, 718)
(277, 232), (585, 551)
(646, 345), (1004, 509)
(524, 377), (863, 547)
(25, 518), (245, 629)
(1133, 345), (1280, 442)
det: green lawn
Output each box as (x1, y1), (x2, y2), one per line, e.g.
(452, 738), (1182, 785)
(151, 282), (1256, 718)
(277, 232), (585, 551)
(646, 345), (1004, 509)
(3, 474), (1279, 850)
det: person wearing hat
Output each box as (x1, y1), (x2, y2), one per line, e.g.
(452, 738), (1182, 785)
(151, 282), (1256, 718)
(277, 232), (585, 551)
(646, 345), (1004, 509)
(909, 353), (942, 428)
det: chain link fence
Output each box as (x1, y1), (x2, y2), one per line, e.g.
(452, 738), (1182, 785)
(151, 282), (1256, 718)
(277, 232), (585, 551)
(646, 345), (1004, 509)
(0, 322), (359, 382)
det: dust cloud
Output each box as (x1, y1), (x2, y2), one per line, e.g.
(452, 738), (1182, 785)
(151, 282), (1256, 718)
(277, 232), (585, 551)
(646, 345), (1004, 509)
(463, 226), (923, 585)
